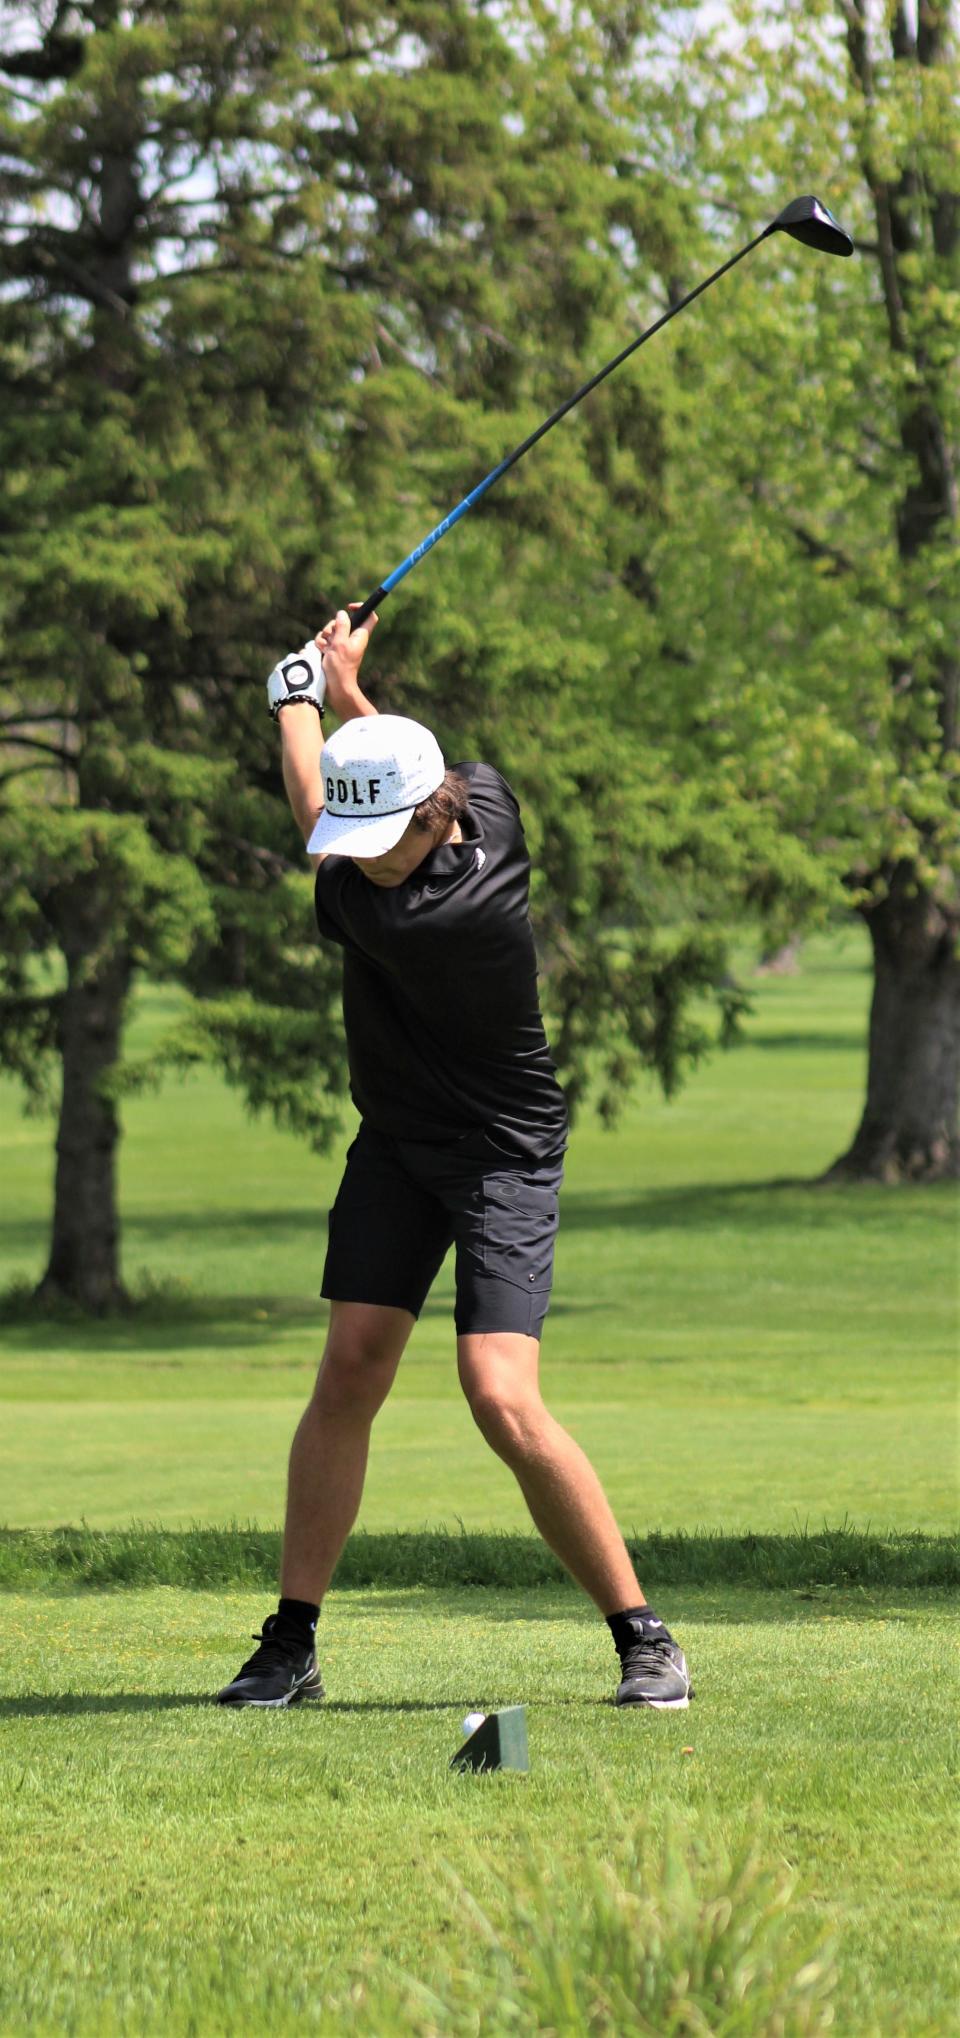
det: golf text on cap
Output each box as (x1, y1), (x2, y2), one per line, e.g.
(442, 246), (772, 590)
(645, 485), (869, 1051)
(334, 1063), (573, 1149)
(326, 775), (383, 809)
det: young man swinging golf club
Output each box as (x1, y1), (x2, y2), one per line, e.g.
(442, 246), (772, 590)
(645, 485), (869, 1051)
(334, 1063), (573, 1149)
(216, 606), (693, 1712)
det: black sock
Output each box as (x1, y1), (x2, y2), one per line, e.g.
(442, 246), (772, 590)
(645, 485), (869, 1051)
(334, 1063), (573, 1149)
(275, 1596), (320, 1644)
(606, 1605), (670, 1657)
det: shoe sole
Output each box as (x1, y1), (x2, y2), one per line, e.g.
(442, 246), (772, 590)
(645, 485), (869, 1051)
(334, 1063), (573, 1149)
(617, 1692), (691, 1709)
(217, 1678), (325, 1709)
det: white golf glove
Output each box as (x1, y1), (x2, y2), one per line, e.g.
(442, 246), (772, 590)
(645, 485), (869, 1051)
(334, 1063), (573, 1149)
(266, 640), (326, 719)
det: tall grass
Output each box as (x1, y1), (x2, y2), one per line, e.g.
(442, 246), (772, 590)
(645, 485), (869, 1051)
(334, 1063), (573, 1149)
(1, 1521), (956, 1591)
(0, 1809), (840, 2038)
(334, 1800), (838, 2037)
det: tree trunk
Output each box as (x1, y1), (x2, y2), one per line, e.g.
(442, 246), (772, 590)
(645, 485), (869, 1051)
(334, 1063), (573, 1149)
(823, 865), (960, 1183)
(35, 936), (131, 1313)
(28, 31), (139, 1313)
(836, 3), (959, 1188)
(756, 936), (803, 977)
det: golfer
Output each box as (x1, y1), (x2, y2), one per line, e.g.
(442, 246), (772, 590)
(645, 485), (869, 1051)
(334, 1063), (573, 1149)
(218, 608), (692, 1711)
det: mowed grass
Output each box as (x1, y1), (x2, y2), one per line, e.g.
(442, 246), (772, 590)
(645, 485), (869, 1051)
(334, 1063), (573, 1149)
(0, 926), (955, 1533)
(2, 926), (957, 2035)
(0, 1585), (956, 2037)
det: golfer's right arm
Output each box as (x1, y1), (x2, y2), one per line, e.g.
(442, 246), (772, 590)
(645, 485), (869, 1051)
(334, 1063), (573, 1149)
(277, 606), (379, 861)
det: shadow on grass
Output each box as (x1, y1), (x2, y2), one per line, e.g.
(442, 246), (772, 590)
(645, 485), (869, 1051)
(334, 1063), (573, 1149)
(329, 1586), (931, 1627)
(0, 1294), (322, 1354)
(0, 1180), (852, 1279)
(746, 1031), (864, 1054)
(0, 1692), (495, 1718)
(0, 1173), (892, 1263)
(558, 1180), (811, 1235)
(0, 1212), (329, 1254)
(2, 1177), (952, 1347)
(0, 1692), (214, 1717)
(0, 1297), (599, 1358)
(557, 1178), (953, 1234)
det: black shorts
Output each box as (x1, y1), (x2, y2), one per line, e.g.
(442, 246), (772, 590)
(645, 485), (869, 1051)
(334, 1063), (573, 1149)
(321, 1123), (565, 1339)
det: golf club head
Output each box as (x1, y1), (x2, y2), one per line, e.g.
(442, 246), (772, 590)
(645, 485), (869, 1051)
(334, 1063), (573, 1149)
(767, 195), (854, 257)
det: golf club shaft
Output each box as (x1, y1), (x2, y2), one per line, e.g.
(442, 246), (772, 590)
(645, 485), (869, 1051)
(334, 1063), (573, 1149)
(349, 227), (767, 630)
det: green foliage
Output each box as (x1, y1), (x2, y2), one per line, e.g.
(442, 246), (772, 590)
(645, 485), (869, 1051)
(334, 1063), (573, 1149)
(134, 993), (348, 1147)
(2, 0), (957, 1295)
(641, 0), (959, 914)
(0, 0), (745, 1191)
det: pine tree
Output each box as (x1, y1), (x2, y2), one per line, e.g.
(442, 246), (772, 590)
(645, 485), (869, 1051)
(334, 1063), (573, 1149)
(2, 0), (751, 1309)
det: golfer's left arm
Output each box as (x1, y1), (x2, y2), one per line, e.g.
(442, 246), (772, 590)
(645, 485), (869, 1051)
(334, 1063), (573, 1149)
(273, 607), (379, 866)
(278, 709), (327, 865)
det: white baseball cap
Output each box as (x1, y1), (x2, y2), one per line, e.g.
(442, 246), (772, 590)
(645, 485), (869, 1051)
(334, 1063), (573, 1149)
(307, 714), (445, 859)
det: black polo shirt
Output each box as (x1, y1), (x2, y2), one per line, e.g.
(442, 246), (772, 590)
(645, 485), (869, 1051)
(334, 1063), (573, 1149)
(313, 761), (568, 1159)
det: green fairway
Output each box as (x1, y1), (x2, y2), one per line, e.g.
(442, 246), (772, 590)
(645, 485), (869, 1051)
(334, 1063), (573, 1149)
(0, 1584), (955, 2037)
(1, 927), (955, 1534)
(2, 929), (957, 2037)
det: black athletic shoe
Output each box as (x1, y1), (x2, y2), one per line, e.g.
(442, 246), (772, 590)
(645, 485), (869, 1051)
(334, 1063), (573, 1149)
(216, 1614), (325, 1709)
(615, 1624), (694, 1710)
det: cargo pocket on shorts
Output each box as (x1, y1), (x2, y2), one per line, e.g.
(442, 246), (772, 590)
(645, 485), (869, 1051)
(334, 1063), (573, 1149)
(481, 1177), (558, 1292)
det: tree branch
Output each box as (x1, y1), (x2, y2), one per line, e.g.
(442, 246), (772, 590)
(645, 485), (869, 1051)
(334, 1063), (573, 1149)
(0, 84), (47, 109)
(232, 837), (300, 881)
(839, 0), (911, 355)
(299, 30), (407, 71)
(0, 711), (79, 729)
(373, 321), (440, 382)
(0, 35), (85, 81)
(782, 519), (856, 576)
(15, 238), (134, 316)
(143, 188), (304, 229)
(0, 760), (59, 790)
(0, 734), (75, 761)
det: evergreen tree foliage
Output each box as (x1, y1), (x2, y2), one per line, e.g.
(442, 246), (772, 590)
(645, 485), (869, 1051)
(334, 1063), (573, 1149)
(0, 0), (763, 1309)
(3, 1), (953, 1312)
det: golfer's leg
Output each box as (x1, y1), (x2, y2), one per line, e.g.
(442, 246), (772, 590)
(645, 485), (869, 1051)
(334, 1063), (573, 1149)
(457, 1332), (645, 1616)
(281, 1301), (414, 1604)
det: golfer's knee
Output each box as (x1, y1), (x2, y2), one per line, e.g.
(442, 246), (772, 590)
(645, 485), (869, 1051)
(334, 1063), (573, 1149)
(468, 1384), (545, 1461)
(311, 1321), (401, 1419)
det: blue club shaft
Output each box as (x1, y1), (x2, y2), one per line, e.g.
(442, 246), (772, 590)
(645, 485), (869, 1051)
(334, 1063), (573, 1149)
(347, 228), (767, 631)
(379, 453), (514, 597)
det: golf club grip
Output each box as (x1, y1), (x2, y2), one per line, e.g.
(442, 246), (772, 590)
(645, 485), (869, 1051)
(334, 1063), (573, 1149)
(349, 589), (387, 632)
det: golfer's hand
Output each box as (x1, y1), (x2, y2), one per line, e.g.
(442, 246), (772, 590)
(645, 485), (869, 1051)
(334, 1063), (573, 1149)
(316, 605), (378, 719)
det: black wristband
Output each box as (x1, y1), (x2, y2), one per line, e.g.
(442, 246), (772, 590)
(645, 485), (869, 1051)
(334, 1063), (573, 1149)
(274, 697), (324, 720)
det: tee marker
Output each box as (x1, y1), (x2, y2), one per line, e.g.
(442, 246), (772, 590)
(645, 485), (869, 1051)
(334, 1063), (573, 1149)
(450, 1705), (529, 1774)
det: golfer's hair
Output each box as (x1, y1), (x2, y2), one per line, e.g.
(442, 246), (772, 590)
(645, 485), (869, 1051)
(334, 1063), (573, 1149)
(412, 769), (471, 834)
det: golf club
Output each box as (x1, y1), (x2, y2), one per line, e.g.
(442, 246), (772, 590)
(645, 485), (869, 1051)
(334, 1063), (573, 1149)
(347, 195), (853, 630)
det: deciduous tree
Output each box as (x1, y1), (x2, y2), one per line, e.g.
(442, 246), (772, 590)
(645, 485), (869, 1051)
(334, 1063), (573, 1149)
(643, 0), (959, 1179)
